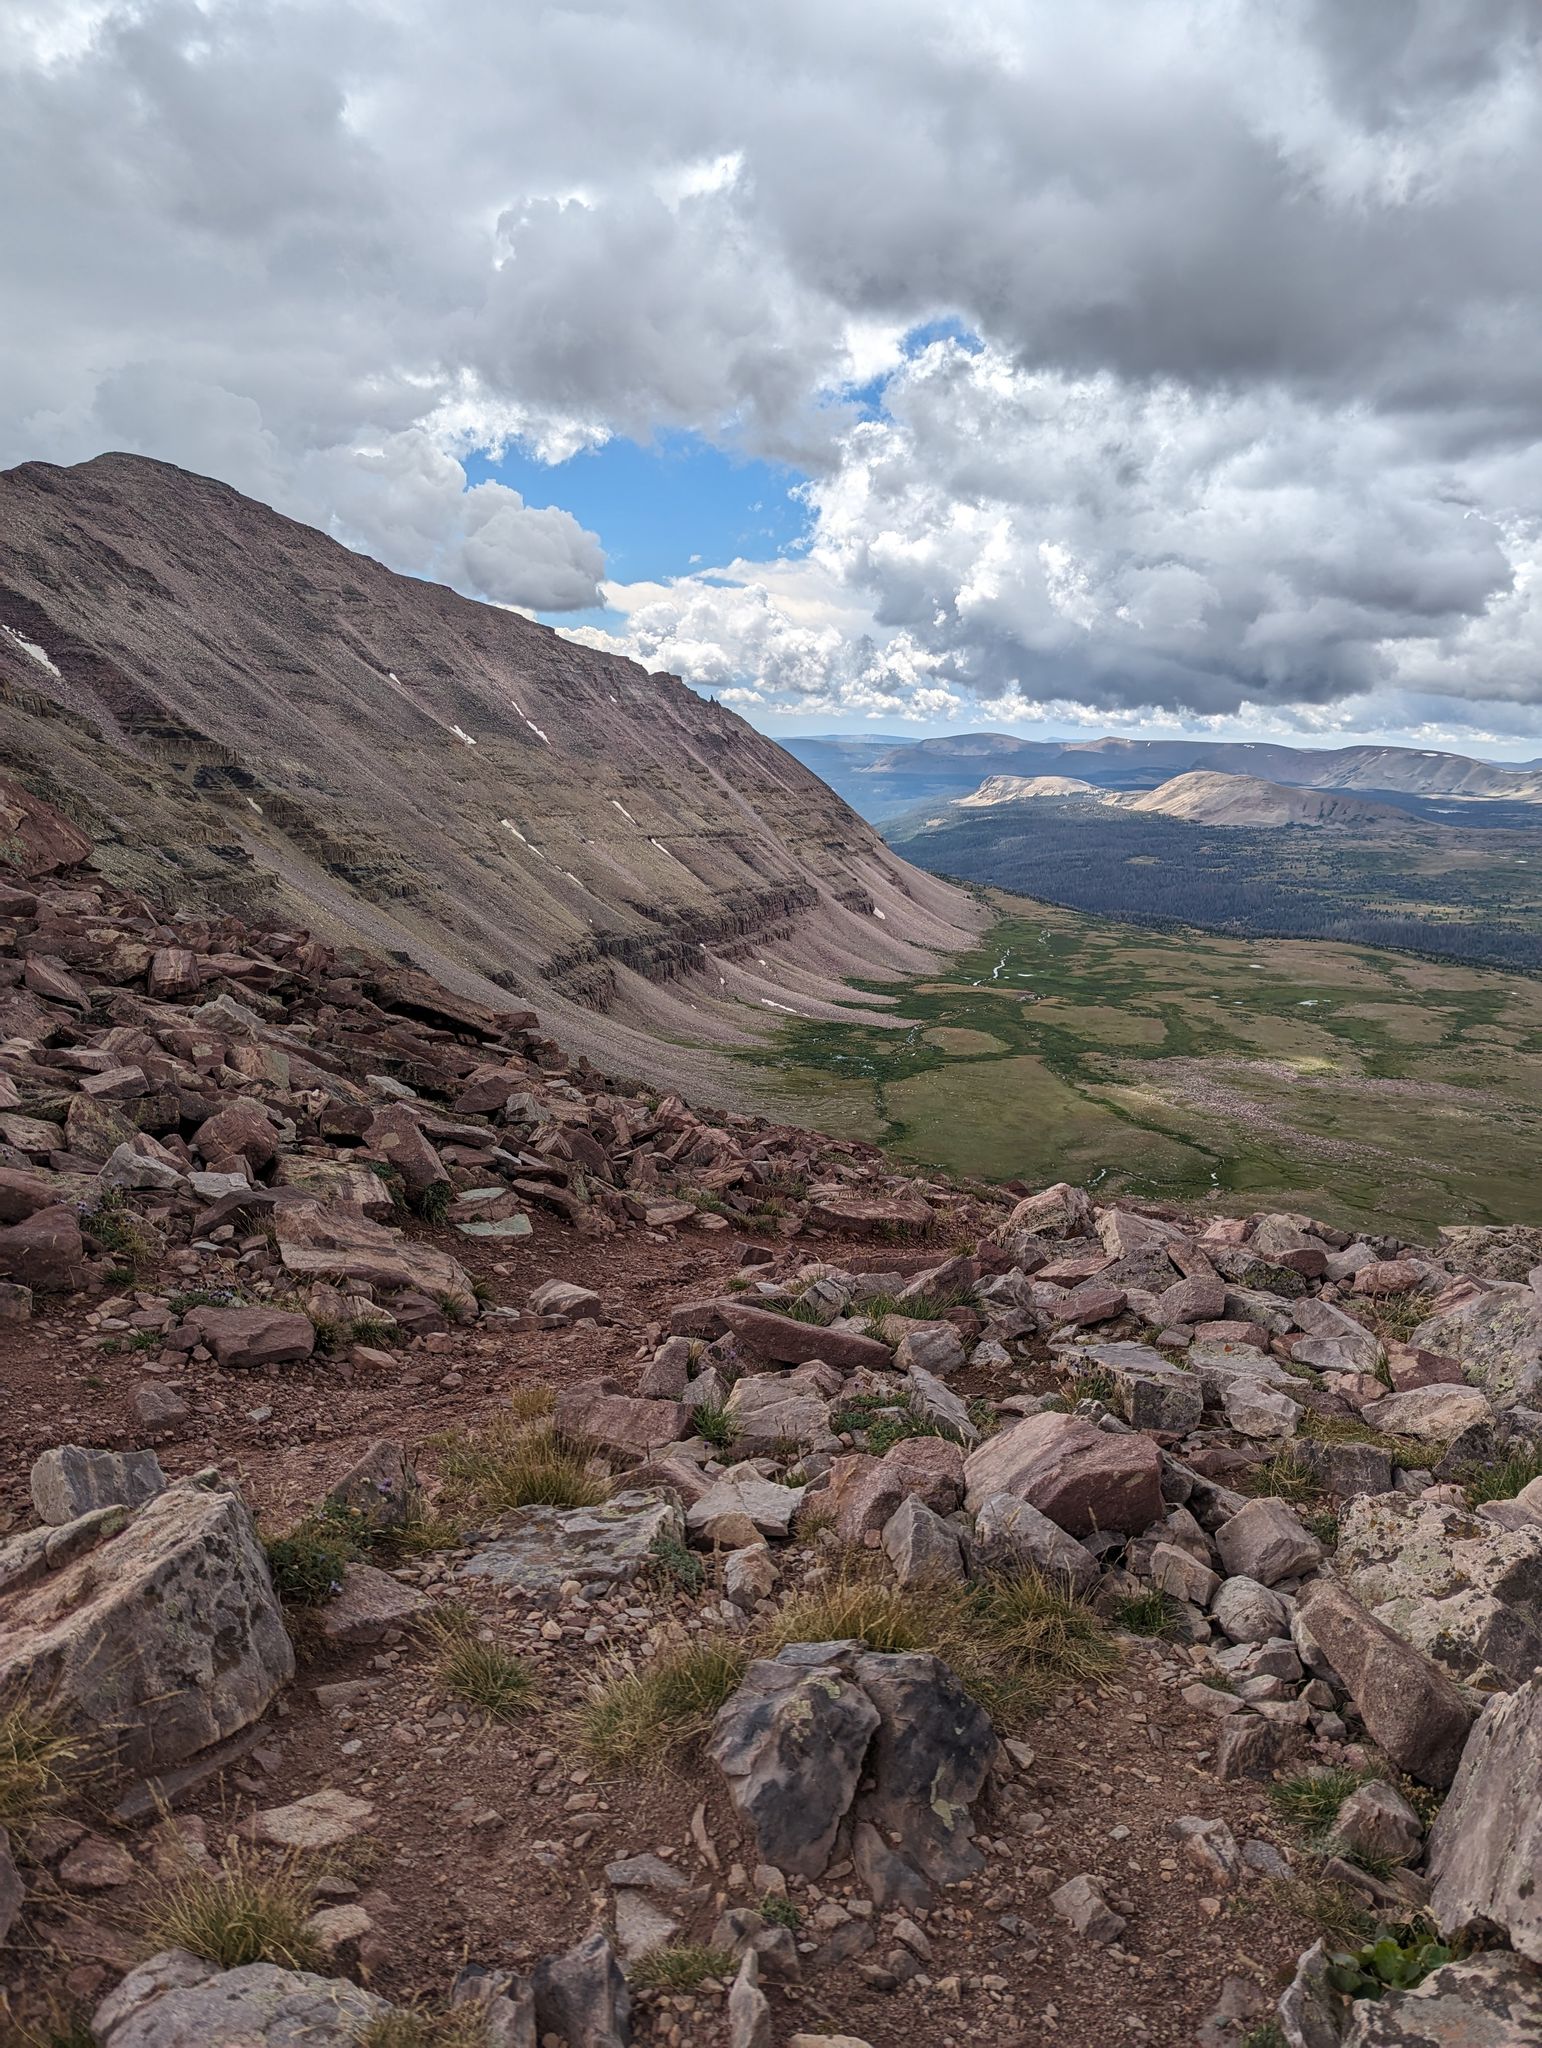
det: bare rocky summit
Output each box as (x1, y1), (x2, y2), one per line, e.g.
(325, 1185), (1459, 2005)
(0, 453), (977, 1098)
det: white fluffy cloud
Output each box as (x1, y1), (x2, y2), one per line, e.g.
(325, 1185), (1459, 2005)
(4, 2), (1542, 719)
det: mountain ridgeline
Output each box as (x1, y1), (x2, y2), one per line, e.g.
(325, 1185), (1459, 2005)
(0, 454), (978, 1093)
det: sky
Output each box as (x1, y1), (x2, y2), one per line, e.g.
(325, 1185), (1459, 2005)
(6, 1), (1542, 757)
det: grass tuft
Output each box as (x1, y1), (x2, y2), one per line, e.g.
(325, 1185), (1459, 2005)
(1270, 1766), (1373, 1839)
(0, 1698), (91, 1831)
(1110, 1590), (1181, 1638)
(1460, 1444), (1542, 1505)
(761, 1565), (1116, 1728)
(435, 1632), (537, 1721)
(692, 1401), (736, 1451)
(437, 1418), (609, 1515)
(506, 1382), (557, 1425)
(577, 1639), (749, 1775)
(648, 1532), (706, 1595)
(138, 1845), (323, 1971)
(1270, 1873), (1375, 1950)
(629, 1943), (737, 1991)
(414, 1180), (453, 1225)
(355, 2011), (490, 2048)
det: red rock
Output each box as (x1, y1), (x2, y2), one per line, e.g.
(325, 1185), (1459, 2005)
(718, 1300), (893, 1373)
(195, 1099), (279, 1171)
(147, 947), (202, 999)
(364, 1104), (447, 1201)
(1154, 1276), (1227, 1325)
(1008, 1182), (1094, 1239)
(822, 1438), (965, 1542)
(0, 775), (92, 875)
(22, 954), (89, 1007)
(0, 1166), (62, 1223)
(554, 1382), (690, 1460)
(963, 1411), (1163, 1537)
(806, 1191), (934, 1236)
(1037, 1252), (1113, 1284)
(0, 1205), (86, 1290)
(1193, 1319), (1272, 1351)
(1050, 1282), (1127, 1328)
(1354, 1258), (1430, 1297)
(1387, 1345), (1467, 1393)
(184, 1305), (315, 1370)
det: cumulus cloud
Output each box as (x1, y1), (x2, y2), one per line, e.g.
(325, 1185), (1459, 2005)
(3, 2), (1542, 725)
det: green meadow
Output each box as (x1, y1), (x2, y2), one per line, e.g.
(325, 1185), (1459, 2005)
(742, 893), (1542, 1239)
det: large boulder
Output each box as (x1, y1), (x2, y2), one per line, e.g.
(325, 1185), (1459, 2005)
(183, 1305), (315, 1371)
(1077, 1342), (1203, 1434)
(1340, 1952), (1542, 2047)
(1427, 1676), (1542, 1964)
(273, 1199), (477, 1316)
(709, 1642), (995, 1890)
(1335, 1493), (1542, 1691)
(1294, 1580), (1476, 1787)
(806, 1190), (934, 1236)
(962, 1411), (1163, 1536)
(0, 1478), (293, 1777)
(1358, 1384), (1492, 1443)
(971, 1492), (1098, 1595)
(821, 1438), (964, 1543)
(530, 1930), (628, 2048)
(554, 1382), (690, 1461)
(1008, 1182), (1094, 1239)
(92, 1950), (389, 2046)
(1215, 1498), (1324, 1588)
(1410, 1288), (1542, 1409)
(30, 1445), (166, 1526)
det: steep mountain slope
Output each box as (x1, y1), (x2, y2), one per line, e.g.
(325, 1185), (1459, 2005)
(0, 454), (977, 1089)
(1123, 770), (1407, 828)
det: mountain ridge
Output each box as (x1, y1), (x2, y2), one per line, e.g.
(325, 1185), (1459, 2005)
(0, 453), (979, 1095)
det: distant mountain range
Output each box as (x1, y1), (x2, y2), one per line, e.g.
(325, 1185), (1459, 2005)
(783, 731), (1542, 822)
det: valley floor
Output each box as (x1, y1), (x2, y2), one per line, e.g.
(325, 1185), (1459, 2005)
(744, 892), (1542, 1240)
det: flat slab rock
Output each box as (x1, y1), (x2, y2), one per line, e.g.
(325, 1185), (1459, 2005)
(93, 1949), (389, 2047)
(455, 1489), (683, 1594)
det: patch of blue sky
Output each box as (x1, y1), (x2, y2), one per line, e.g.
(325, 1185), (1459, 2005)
(465, 432), (810, 620)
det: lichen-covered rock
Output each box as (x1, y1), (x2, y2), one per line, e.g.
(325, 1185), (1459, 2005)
(30, 1444), (166, 1526)
(1335, 1493), (1542, 1690)
(1340, 1951), (1542, 2046)
(455, 1490), (681, 1595)
(0, 1477), (293, 1777)
(92, 1949), (389, 2046)
(1410, 1287), (1542, 1409)
(1427, 1675), (1542, 1964)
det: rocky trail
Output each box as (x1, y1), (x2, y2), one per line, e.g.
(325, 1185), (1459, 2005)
(2, 784), (1541, 2048)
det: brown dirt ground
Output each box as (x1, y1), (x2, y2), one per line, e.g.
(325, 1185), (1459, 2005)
(0, 1213), (1316, 2048)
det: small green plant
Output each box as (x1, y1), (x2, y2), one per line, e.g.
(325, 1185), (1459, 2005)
(437, 1418), (608, 1514)
(629, 1943), (737, 1991)
(80, 1194), (159, 1275)
(767, 1293), (832, 1326)
(761, 1565), (1116, 1728)
(138, 1846), (323, 1971)
(1240, 2025), (1287, 2048)
(1110, 1590), (1180, 1638)
(506, 1383), (557, 1425)
(1306, 1509), (1340, 1549)
(758, 1893), (801, 1929)
(1270, 1766), (1372, 1840)
(167, 1287), (244, 1313)
(356, 2009), (491, 2048)
(436, 1633), (536, 1721)
(355, 2009), (490, 2048)
(577, 1640), (750, 1774)
(1246, 1447), (1322, 1505)
(1326, 1928), (1454, 2000)
(1460, 1444), (1542, 1505)
(829, 1391), (969, 1453)
(0, 1698), (91, 1830)
(415, 1180), (453, 1224)
(858, 1287), (966, 1323)
(649, 1532), (706, 1595)
(262, 1518), (355, 1608)
(1065, 1365), (1116, 1404)
(1357, 1291), (1430, 1348)
(1301, 1412), (1416, 1458)
(692, 1401), (736, 1451)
